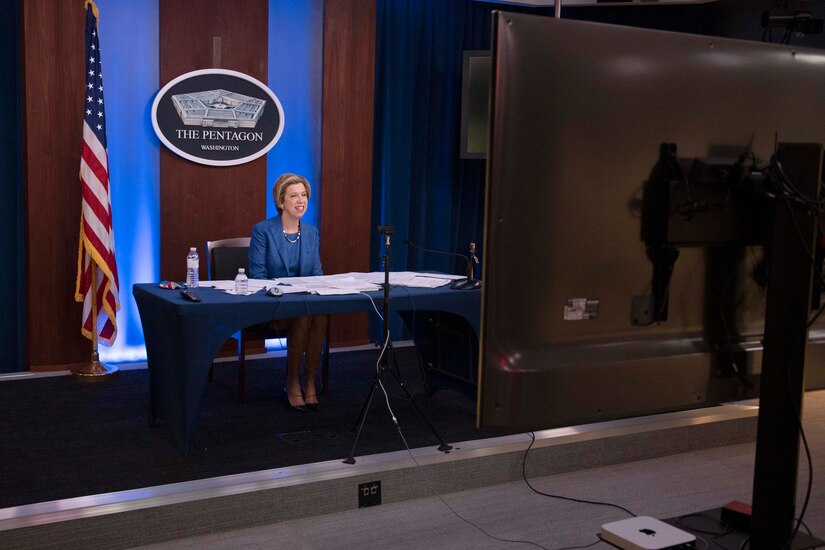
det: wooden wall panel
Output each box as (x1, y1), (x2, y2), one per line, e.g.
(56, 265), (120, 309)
(159, 0), (268, 282)
(321, 0), (376, 346)
(20, 0), (370, 368)
(22, 1), (88, 370)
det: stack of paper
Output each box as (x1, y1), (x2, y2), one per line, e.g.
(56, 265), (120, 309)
(203, 271), (466, 296)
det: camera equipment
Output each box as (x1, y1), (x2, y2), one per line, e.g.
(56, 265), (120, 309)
(343, 226), (452, 464)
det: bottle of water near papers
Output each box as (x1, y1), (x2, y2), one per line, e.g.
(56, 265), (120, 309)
(186, 247), (199, 288)
(235, 268), (248, 295)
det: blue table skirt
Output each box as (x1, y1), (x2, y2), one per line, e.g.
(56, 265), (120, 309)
(132, 283), (481, 453)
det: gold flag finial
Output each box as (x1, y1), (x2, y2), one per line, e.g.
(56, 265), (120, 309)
(84, 0), (99, 24)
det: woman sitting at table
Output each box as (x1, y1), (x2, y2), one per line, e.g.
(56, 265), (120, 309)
(249, 173), (328, 412)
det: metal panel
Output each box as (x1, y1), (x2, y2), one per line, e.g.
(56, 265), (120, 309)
(479, 13), (825, 429)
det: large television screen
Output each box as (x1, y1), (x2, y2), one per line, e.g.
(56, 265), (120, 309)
(478, 13), (825, 430)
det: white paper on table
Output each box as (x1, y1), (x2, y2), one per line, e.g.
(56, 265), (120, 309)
(198, 279), (271, 291)
(402, 276), (453, 288)
(198, 279), (298, 295)
(237, 272), (463, 293)
(360, 271), (465, 285)
(360, 271), (417, 285)
(248, 279), (273, 292)
(198, 280), (235, 291)
(411, 272), (465, 281)
(321, 275), (380, 291)
(275, 274), (375, 293)
(313, 288), (363, 295)
(246, 278), (309, 294)
(222, 278), (267, 296)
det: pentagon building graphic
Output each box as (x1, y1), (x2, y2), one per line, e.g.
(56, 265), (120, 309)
(171, 89), (266, 128)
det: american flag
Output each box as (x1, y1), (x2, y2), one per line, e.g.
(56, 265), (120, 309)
(75, 0), (119, 346)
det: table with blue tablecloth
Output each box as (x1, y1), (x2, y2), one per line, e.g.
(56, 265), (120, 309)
(132, 282), (480, 453)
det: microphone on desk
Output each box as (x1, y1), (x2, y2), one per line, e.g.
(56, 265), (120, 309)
(403, 240), (482, 290)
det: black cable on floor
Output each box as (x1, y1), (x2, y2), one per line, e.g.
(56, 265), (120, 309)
(522, 432), (638, 519)
(394, 425), (552, 550)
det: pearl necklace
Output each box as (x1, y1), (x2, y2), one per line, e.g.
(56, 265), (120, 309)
(283, 221), (301, 244)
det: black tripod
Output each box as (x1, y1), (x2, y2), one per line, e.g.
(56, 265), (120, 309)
(343, 226), (453, 464)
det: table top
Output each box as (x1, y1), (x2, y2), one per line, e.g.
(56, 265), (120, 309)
(133, 282), (480, 326)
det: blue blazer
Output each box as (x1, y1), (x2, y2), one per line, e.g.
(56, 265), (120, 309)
(248, 216), (323, 279)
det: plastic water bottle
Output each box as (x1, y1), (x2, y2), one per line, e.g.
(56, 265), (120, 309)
(235, 268), (248, 295)
(186, 247), (199, 288)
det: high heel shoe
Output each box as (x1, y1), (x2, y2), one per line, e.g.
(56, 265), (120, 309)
(304, 393), (320, 412)
(287, 392), (308, 413)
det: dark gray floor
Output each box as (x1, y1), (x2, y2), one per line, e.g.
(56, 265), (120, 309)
(0, 346), (505, 508)
(133, 391), (825, 550)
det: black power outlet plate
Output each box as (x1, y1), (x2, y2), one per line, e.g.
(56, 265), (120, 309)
(358, 480), (381, 508)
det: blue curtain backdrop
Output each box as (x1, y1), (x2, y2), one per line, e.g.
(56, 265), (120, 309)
(372, 0), (494, 278)
(371, 0), (498, 342)
(369, 0), (719, 342)
(0, 0), (24, 373)
(370, 0), (719, 281)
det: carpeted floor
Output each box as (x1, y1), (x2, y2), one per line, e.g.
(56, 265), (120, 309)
(0, 347), (513, 509)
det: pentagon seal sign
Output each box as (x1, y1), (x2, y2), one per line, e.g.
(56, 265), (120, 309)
(151, 69), (284, 167)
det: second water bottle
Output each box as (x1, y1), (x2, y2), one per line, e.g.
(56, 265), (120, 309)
(235, 268), (248, 295)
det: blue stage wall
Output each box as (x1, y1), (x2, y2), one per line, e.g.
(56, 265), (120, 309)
(95, 0), (323, 363)
(96, 0), (160, 363)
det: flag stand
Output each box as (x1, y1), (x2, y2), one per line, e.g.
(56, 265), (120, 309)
(73, 268), (118, 379)
(73, 350), (118, 379)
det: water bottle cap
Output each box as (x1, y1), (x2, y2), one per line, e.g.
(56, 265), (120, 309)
(238, 268), (245, 273)
(189, 247), (196, 252)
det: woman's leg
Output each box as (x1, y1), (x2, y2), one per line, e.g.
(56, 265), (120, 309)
(303, 315), (328, 404)
(285, 316), (311, 407)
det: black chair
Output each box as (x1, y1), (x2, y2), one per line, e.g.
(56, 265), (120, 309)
(206, 237), (331, 402)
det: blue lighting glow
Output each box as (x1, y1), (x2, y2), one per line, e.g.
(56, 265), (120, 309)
(265, 0), (324, 351)
(266, 0), (324, 227)
(96, 0), (324, 361)
(96, 0), (160, 364)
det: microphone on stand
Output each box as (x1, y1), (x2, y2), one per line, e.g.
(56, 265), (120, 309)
(403, 239), (482, 290)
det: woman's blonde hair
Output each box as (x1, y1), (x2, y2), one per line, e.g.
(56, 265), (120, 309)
(272, 173), (312, 215)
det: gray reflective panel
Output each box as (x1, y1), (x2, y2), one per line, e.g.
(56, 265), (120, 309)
(479, 13), (825, 429)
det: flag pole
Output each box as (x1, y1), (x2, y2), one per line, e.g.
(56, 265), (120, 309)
(72, 266), (118, 378)
(73, 0), (119, 378)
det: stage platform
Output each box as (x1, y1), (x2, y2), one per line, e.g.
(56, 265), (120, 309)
(0, 384), (763, 549)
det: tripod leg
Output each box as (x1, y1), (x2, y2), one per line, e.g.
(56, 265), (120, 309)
(389, 348), (453, 453)
(351, 374), (379, 433)
(344, 379), (380, 464)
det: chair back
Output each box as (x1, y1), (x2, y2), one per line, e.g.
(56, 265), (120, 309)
(207, 237), (251, 280)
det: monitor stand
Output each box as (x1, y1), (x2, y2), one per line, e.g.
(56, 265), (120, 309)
(663, 508), (824, 550)
(749, 144), (823, 549)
